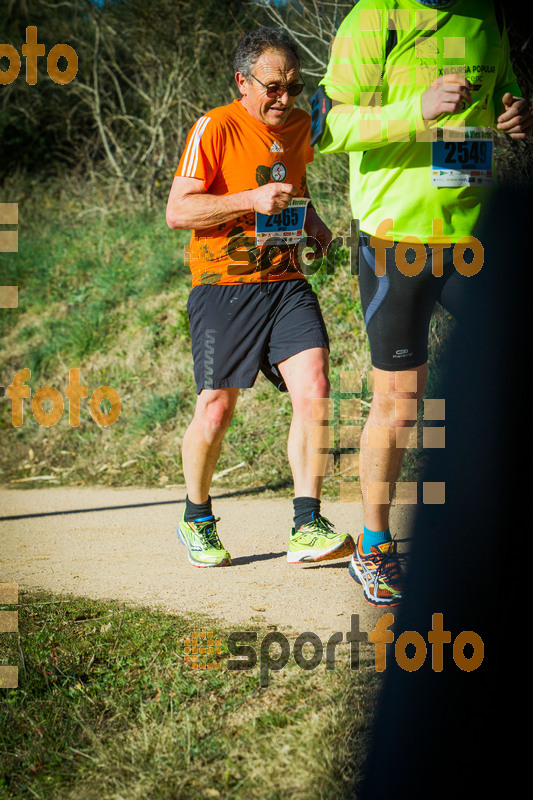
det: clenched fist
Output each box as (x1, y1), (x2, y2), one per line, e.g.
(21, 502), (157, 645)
(421, 74), (472, 120)
(497, 93), (533, 139)
(250, 182), (297, 215)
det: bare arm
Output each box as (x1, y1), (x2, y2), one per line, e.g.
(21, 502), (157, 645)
(166, 176), (298, 230)
(303, 184), (332, 254)
(166, 176), (253, 229)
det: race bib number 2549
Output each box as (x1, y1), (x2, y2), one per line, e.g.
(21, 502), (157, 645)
(431, 127), (493, 187)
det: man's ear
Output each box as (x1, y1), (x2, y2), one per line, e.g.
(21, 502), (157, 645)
(235, 72), (247, 97)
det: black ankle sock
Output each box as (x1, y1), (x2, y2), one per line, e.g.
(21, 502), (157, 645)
(293, 496), (321, 530)
(185, 495), (213, 522)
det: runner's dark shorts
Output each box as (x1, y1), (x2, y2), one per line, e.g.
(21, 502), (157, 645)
(358, 232), (473, 371)
(187, 279), (329, 393)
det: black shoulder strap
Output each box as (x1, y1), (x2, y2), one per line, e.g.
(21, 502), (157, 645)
(494, 0), (504, 37)
(385, 27), (397, 61)
(385, 0), (399, 61)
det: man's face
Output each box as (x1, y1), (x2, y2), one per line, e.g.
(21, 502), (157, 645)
(236, 49), (300, 128)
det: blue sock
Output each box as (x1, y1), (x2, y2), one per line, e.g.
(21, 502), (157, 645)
(362, 526), (391, 553)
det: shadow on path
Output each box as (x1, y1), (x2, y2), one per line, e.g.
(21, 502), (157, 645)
(0, 480), (293, 522)
(230, 551), (286, 566)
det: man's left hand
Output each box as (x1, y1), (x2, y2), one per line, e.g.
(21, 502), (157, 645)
(304, 207), (332, 260)
(497, 93), (533, 139)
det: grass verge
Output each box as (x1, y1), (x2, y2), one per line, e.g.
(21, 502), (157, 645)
(0, 176), (375, 495)
(0, 169), (451, 495)
(0, 590), (380, 800)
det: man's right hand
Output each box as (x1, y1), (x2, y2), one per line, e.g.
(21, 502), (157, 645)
(251, 183), (297, 215)
(421, 74), (472, 120)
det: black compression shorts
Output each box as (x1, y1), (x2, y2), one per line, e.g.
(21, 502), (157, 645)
(187, 279), (329, 393)
(358, 232), (472, 371)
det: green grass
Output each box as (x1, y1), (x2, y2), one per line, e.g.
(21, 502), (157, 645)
(0, 178), (374, 494)
(0, 196), (190, 370)
(0, 172), (448, 494)
(0, 590), (380, 800)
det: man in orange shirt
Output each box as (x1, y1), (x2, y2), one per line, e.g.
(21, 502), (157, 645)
(166, 27), (355, 568)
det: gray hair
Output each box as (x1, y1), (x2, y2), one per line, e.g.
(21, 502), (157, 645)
(233, 27), (300, 78)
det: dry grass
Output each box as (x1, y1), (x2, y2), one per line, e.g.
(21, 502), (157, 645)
(0, 171), (374, 495)
(0, 591), (380, 800)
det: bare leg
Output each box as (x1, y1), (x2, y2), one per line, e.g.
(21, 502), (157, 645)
(182, 388), (239, 503)
(360, 363), (428, 531)
(277, 347), (330, 498)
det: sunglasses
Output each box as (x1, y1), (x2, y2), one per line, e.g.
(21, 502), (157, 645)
(250, 73), (305, 98)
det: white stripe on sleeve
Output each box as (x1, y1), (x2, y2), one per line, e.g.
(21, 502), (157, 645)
(181, 116), (211, 178)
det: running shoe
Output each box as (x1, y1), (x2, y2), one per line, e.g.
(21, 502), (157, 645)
(287, 513), (355, 563)
(177, 513), (231, 567)
(348, 534), (403, 606)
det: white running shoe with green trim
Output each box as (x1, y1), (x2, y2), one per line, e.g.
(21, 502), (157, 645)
(287, 513), (355, 563)
(177, 513), (231, 567)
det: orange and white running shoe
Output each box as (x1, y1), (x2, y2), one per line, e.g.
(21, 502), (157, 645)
(349, 534), (403, 606)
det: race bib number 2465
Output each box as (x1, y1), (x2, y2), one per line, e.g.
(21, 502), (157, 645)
(255, 198), (310, 246)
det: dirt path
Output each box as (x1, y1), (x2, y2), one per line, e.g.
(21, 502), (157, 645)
(0, 486), (416, 636)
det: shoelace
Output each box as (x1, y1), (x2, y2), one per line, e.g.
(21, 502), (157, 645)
(374, 535), (410, 582)
(376, 543), (401, 582)
(195, 517), (222, 549)
(307, 514), (338, 538)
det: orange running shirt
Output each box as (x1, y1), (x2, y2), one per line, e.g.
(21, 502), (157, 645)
(175, 98), (314, 286)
